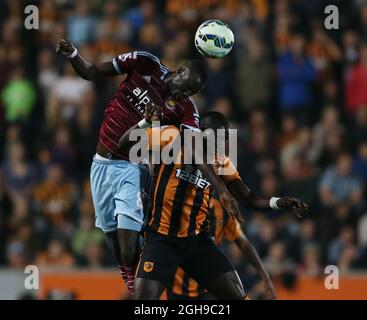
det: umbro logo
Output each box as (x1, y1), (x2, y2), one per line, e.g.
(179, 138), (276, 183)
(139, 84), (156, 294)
(143, 76), (151, 83)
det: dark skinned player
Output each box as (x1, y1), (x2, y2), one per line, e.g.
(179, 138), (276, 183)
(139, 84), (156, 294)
(56, 40), (240, 295)
(118, 109), (308, 299)
(168, 191), (276, 300)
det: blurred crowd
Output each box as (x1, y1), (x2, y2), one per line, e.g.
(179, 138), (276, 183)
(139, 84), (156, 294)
(1, 0), (367, 298)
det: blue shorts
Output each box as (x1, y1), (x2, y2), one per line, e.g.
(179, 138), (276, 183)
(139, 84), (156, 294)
(90, 154), (151, 233)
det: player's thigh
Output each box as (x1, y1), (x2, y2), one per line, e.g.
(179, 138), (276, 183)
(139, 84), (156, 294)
(105, 230), (121, 263)
(135, 233), (184, 292)
(180, 236), (245, 299)
(113, 162), (151, 232)
(90, 160), (119, 233)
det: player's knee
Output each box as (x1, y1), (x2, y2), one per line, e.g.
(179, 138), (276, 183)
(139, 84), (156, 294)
(119, 237), (139, 267)
(117, 228), (140, 267)
(134, 278), (163, 300)
(119, 246), (138, 267)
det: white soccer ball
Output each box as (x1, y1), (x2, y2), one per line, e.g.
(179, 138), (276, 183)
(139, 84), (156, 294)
(195, 19), (234, 58)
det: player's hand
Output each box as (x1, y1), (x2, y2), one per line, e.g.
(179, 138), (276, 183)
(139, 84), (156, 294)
(56, 39), (76, 56)
(144, 102), (162, 122)
(262, 278), (277, 300)
(276, 197), (308, 218)
(218, 191), (244, 224)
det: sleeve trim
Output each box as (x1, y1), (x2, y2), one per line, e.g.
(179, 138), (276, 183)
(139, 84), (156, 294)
(112, 58), (122, 74)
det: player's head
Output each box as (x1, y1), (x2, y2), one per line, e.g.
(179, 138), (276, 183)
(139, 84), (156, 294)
(200, 111), (229, 132)
(200, 112), (230, 157)
(165, 59), (206, 100)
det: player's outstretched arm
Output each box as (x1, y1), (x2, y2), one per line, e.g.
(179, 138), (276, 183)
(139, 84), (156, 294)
(56, 39), (118, 81)
(226, 179), (308, 218)
(234, 233), (276, 300)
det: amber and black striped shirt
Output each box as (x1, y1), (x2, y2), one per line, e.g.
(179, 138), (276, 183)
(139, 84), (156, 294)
(145, 126), (240, 238)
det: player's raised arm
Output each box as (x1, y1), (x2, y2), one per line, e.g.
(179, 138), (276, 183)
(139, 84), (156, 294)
(56, 39), (118, 80)
(226, 178), (308, 218)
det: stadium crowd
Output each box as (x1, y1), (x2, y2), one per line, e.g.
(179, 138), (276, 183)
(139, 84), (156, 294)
(1, 0), (367, 298)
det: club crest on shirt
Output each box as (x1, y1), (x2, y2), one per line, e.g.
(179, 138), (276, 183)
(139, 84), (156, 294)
(165, 98), (176, 111)
(144, 261), (154, 272)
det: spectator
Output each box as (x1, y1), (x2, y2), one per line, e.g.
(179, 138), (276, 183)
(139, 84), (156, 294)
(298, 244), (322, 277)
(263, 241), (295, 277)
(46, 63), (93, 127)
(66, 0), (98, 46)
(277, 33), (316, 124)
(353, 141), (367, 182)
(235, 36), (272, 113)
(312, 106), (344, 163)
(319, 153), (363, 209)
(346, 45), (367, 113)
(37, 49), (58, 100)
(6, 240), (27, 269)
(77, 240), (106, 268)
(204, 58), (233, 107)
(2, 142), (37, 198)
(1, 67), (36, 123)
(350, 106), (367, 149)
(342, 29), (359, 68)
(33, 164), (75, 226)
(72, 214), (104, 257)
(36, 239), (75, 268)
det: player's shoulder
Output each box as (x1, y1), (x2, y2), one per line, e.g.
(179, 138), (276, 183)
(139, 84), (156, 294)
(180, 97), (199, 114)
(120, 51), (169, 74)
(135, 51), (161, 64)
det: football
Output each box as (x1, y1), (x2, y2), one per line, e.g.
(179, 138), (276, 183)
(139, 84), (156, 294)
(195, 19), (234, 58)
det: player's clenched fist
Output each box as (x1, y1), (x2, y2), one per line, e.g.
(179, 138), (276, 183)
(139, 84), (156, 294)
(56, 39), (76, 56)
(277, 197), (308, 218)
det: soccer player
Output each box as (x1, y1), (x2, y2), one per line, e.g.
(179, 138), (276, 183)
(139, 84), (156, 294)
(118, 110), (308, 300)
(56, 40), (240, 294)
(168, 192), (276, 300)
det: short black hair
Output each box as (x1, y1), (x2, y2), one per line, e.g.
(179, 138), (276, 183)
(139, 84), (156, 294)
(200, 111), (228, 130)
(185, 59), (207, 85)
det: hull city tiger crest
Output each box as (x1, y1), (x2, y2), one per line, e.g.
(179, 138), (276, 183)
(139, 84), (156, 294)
(144, 261), (154, 272)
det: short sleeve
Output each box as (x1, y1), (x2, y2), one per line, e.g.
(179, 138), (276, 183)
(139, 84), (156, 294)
(179, 98), (201, 132)
(146, 126), (180, 149)
(214, 157), (241, 184)
(112, 51), (160, 75)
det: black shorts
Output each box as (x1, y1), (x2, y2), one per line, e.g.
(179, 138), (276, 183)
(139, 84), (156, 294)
(136, 232), (234, 289)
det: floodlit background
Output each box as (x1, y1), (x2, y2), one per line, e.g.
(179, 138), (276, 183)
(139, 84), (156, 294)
(0, 0), (367, 299)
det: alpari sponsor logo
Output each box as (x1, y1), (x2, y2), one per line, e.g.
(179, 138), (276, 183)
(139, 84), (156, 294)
(175, 166), (211, 190)
(126, 86), (152, 115)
